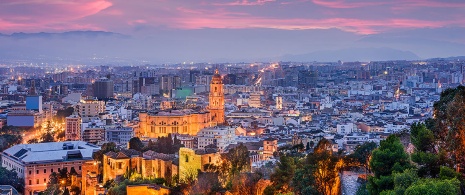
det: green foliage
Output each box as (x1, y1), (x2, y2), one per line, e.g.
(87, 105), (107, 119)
(356, 183), (369, 195)
(370, 135), (411, 177)
(439, 166), (461, 180)
(0, 166), (24, 193)
(430, 86), (465, 167)
(292, 165), (318, 195)
(368, 135), (411, 194)
(409, 123), (452, 177)
(128, 137), (144, 151)
(307, 139), (341, 195)
(404, 178), (461, 195)
(349, 141), (377, 172)
(224, 143), (251, 176)
(266, 155), (296, 194)
(410, 123), (434, 152)
(381, 169), (419, 195)
(0, 126), (24, 152)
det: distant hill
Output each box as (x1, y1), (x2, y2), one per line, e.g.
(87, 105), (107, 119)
(0, 28), (463, 64)
(281, 47), (420, 62)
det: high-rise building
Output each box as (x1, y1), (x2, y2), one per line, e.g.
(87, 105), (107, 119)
(161, 75), (181, 94)
(209, 69), (225, 124)
(77, 98), (105, 122)
(65, 114), (81, 141)
(92, 78), (114, 99)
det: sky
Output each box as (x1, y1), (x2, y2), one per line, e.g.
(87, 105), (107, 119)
(1, 0), (465, 62)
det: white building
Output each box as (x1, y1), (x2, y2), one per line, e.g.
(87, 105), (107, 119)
(197, 126), (237, 152)
(105, 126), (134, 145)
(1, 141), (100, 195)
(337, 123), (355, 135)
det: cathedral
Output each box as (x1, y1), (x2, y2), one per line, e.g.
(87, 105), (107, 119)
(138, 69), (225, 138)
(208, 69), (225, 125)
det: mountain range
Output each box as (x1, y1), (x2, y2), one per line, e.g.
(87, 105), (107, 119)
(0, 28), (464, 64)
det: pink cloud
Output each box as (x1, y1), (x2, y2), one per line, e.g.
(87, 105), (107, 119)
(212, 0), (276, 6)
(311, 0), (390, 8)
(1, 0), (464, 35)
(0, 0), (112, 32)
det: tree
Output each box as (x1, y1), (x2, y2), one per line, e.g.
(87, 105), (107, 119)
(223, 143), (251, 177)
(409, 122), (449, 177)
(189, 171), (223, 195)
(381, 169), (419, 195)
(292, 163), (318, 195)
(410, 123), (435, 152)
(404, 178), (461, 195)
(41, 132), (55, 143)
(128, 137), (144, 151)
(306, 139), (342, 195)
(0, 166), (24, 193)
(430, 86), (465, 170)
(368, 135), (411, 194)
(349, 141), (377, 174)
(56, 107), (74, 123)
(265, 155), (296, 194)
(27, 138), (39, 144)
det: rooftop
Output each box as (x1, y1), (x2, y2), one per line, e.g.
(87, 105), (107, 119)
(2, 141), (100, 164)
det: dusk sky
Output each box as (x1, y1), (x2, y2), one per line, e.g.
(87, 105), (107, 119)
(1, 0), (465, 63)
(2, 0), (465, 34)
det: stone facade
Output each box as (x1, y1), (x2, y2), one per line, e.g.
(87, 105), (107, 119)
(178, 147), (220, 182)
(209, 69), (225, 124)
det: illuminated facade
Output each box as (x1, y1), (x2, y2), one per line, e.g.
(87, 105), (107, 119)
(178, 147), (220, 182)
(65, 114), (81, 141)
(208, 69), (225, 124)
(138, 109), (211, 138)
(102, 150), (177, 184)
(1, 141), (99, 195)
(138, 69), (225, 138)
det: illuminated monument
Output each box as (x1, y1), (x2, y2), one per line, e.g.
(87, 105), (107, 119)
(208, 69), (225, 125)
(138, 69), (225, 138)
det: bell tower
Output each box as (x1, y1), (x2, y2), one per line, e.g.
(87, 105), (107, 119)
(209, 69), (225, 124)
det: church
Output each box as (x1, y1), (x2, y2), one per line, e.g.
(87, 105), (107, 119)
(138, 69), (225, 138)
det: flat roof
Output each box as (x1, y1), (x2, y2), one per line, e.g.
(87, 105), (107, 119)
(2, 141), (100, 164)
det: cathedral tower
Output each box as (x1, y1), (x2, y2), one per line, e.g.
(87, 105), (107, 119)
(209, 69), (225, 124)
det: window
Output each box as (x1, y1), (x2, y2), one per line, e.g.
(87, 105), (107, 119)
(209, 156), (212, 163)
(79, 166), (81, 171)
(44, 178), (46, 183)
(36, 179), (39, 184)
(36, 170), (39, 174)
(29, 180), (31, 185)
(185, 155), (189, 163)
(117, 162), (122, 169)
(44, 169), (46, 174)
(29, 170), (31, 175)
(51, 169), (53, 172)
